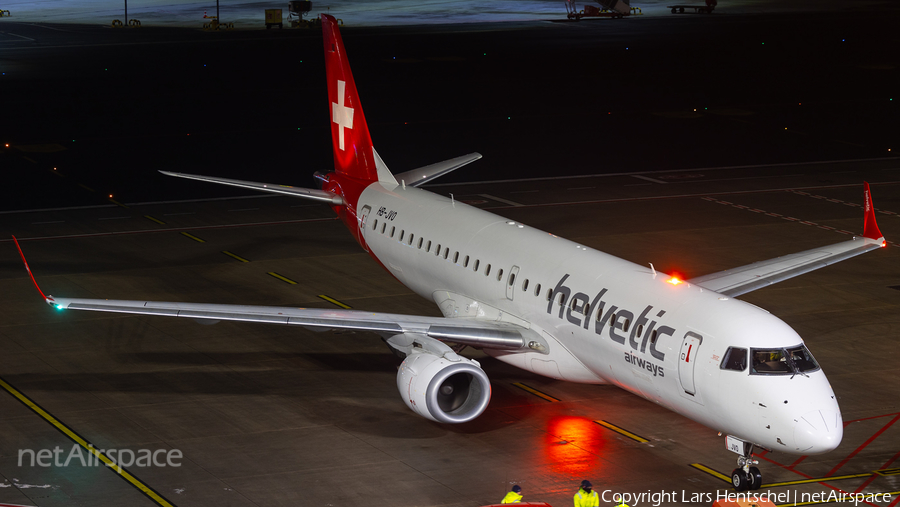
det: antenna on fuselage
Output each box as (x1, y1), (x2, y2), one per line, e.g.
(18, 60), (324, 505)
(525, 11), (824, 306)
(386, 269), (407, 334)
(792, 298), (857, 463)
(649, 263), (657, 279)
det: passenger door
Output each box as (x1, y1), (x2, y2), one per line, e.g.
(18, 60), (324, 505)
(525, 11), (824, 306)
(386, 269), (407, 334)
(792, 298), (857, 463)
(678, 331), (703, 395)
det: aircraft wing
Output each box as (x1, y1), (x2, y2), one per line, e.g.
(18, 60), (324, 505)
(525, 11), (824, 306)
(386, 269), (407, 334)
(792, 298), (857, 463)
(13, 235), (540, 351)
(42, 296), (541, 350)
(689, 183), (886, 298)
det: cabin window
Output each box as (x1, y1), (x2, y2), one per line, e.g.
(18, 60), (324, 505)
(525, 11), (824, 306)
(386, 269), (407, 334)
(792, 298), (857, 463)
(410, 234), (416, 246)
(436, 244), (441, 256)
(609, 313), (616, 327)
(750, 345), (819, 375)
(443, 247), (449, 260)
(583, 303), (590, 316)
(453, 252), (459, 264)
(557, 292), (566, 306)
(474, 259), (480, 272)
(390, 226), (396, 238)
(534, 283), (541, 297)
(426, 240), (432, 252)
(522, 279), (529, 292)
(381, 223), (387, 234)
(650, 329), (658, 344)
(546, 288), (553, 301)
(622, 318), (630, 333)
(464, 256), (469, 268)
(485, 264), (491, 276)
(372, 219), (378, 230)
(508, 272), (516, 287)
(418, 238), (424, 249)
(399, 230), (404, 241)
(497, 268), (504, 281)
(721, 347), (747, 372)
(569, 296), (578, 311)
(636, 324), (643, 337)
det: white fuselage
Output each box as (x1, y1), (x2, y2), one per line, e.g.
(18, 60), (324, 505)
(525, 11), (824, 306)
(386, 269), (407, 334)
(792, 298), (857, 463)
(357, 181), (842, 455)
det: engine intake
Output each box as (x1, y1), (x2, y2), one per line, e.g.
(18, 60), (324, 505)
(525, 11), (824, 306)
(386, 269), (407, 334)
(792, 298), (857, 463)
(397, 352), (491, 424)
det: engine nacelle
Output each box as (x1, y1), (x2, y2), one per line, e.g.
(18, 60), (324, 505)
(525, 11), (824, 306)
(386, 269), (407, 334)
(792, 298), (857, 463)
(397, 352), (491, 424)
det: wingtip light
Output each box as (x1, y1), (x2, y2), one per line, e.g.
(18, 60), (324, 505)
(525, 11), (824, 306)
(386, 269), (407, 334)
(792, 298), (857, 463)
(667, 276), (683, 286)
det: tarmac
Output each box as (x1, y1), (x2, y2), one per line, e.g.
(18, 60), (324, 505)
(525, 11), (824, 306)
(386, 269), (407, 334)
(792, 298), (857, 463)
(1, 161), (899, 507)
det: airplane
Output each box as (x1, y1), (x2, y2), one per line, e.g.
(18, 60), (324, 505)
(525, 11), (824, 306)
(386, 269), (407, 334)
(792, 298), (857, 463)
(14, 13), (888, 492)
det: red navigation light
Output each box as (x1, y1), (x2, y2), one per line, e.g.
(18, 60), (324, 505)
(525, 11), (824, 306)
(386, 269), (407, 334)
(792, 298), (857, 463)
(667, 276), (683, 285)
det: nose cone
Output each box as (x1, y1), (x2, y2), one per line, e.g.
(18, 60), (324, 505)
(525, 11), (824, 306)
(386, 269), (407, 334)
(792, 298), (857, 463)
(794, 410), (842, 454)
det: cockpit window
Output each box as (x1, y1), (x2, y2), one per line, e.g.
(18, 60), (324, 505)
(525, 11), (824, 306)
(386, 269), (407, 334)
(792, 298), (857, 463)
(786, 345), (820, 372)
(750, 345), (820, 376)
(720, 347), (747, 372)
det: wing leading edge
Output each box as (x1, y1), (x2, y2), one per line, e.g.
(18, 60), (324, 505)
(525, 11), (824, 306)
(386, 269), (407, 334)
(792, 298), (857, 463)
(689, 182), (886, 297)
(15, 232), (544, 354)
(42, 296), (543, 351)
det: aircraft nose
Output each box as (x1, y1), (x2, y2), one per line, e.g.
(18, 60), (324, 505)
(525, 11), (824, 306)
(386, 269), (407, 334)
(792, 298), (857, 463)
(793, 409), (842, 454)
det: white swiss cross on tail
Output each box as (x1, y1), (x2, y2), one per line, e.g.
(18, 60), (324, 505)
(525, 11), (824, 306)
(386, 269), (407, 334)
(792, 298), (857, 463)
(332, 80), (354, 151)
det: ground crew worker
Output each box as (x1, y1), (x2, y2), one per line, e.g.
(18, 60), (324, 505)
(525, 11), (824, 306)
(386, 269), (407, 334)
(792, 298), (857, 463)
(500, 485), (523, 504)
(574, 480), (599, 507)
(614, 497), (631, 507)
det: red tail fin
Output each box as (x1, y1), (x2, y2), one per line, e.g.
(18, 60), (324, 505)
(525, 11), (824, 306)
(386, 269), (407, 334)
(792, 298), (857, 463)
(322, 14), (379, 182)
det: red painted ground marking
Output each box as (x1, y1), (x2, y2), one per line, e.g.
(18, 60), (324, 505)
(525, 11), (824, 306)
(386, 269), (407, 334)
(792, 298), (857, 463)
(788, 455), (809, 469)
(720, 200), (732, 204)
(827, 413), (900, 477)
(843, 412), (900, 425)
(734, 204), (748, 209)
(819, 225), (836, 230)
(784, 217), (799, 221)
(854, 448), (900, 493)
(749, 208), (764, 213)
(888, 492), (900, 507)
(766, 212), (782, 217)
(755, 453), (883, 507)
(800, 221), (816, 225)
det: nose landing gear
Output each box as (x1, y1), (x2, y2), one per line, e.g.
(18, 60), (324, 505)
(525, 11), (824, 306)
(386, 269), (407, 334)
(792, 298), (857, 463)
(726, 435), (763, 491)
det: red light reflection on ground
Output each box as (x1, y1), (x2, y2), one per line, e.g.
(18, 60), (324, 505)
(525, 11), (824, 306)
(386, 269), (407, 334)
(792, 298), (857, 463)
(544, 416), (607, 476)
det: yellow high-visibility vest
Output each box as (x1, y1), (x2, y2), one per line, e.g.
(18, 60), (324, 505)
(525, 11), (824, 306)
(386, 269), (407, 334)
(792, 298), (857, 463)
(573, 488), (599, 507)
(501, 491), (523, 504)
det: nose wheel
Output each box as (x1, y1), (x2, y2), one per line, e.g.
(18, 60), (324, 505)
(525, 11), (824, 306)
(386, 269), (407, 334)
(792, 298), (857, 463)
(731, 466), (762, 491)
(725, 435), (764, 491)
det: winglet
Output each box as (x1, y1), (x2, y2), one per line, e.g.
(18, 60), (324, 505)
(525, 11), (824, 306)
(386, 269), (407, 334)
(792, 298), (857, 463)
(12, 236), (53, 303)
(862, 182), (885, 244)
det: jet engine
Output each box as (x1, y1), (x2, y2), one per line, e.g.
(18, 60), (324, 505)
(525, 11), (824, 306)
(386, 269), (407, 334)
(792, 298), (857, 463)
(397, 351), (491, 424)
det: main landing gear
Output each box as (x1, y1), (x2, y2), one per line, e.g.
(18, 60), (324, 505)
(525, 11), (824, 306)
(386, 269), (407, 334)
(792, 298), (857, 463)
(726, 435), (763, 491)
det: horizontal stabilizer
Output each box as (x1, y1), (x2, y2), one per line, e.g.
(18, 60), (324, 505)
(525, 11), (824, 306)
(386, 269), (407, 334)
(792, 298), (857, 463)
(394, 153), (482, 187)
(159, 171), (343, 205)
